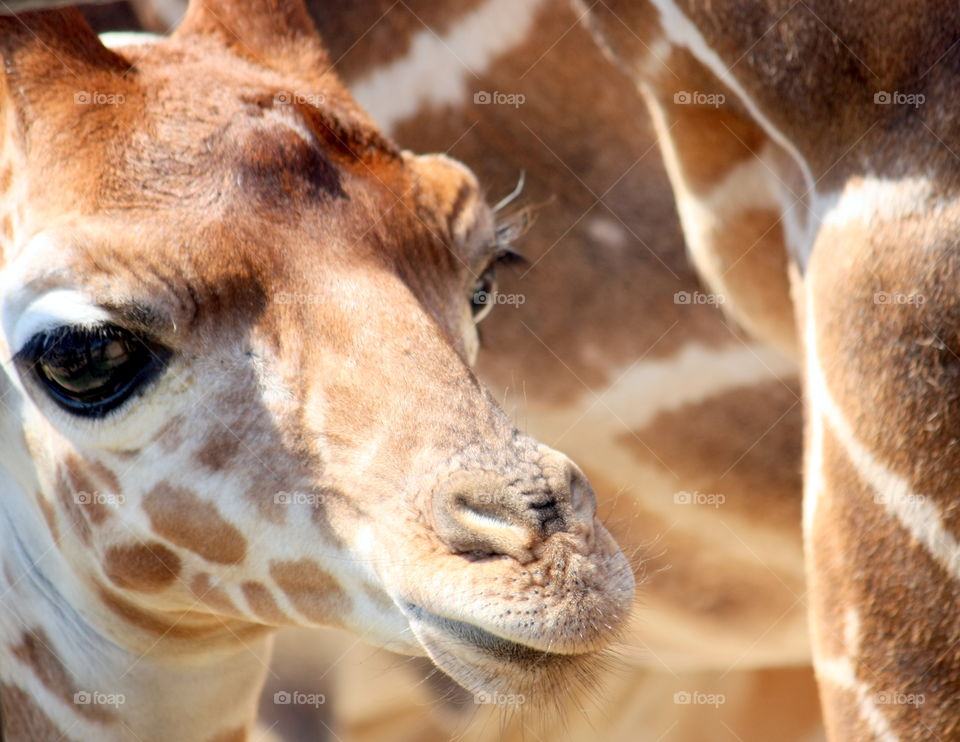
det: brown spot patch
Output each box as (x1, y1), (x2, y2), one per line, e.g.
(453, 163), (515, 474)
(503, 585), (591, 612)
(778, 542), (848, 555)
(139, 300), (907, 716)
(243, 472), (287, 524)
(233, 123), (346, 211)
(10, 629), (112, 722)
(1, 683), (79, 741)
(103, 542), (181, 592)
(86, 461), (121, 501)
(144, 483), (246, 564)
(699, 207), (797, 353)
(195, 432), (242, 471)
(242, 581), (289, 624)
(270, 560), (349, 624)
(64, 455), (111, 525)
(46, 455), (121, 547)
(620, 377), (803, 531)
(54, 468), (91, 545)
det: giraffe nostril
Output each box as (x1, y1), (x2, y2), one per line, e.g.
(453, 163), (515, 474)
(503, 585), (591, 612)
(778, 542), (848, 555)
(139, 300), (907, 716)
(431, 453), (597, 561)
(440, 492), (534, 562)
(529, 496), (562, 534)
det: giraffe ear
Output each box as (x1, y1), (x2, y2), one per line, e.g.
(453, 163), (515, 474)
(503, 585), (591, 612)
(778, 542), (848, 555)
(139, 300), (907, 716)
(175, 0), (331, 76)
(0, 8), (128, 79)
(0, 8), (128, 119)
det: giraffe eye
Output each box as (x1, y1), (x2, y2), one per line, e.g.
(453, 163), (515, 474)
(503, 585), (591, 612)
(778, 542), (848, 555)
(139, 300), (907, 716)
(16, 325), (171, 418)
(470, 267), (497, 323)
(469, 247), (526, 324)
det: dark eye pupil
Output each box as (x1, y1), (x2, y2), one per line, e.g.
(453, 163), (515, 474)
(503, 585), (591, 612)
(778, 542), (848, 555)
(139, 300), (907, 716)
(42, 336), (133, 396)
(19, 325), (170, 418)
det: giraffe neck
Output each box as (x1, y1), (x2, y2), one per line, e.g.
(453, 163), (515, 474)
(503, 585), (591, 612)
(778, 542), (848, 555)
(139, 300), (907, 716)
(0, 424), (272, 742)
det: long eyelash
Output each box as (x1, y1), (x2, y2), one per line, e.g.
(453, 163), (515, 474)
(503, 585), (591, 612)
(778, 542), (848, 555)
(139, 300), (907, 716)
(16, 326), (79, 365)
(492, 170), (526, 213)
(493, 210), (531, 251)
(490, 208), (535, 271)
(16, 325), (120, 365)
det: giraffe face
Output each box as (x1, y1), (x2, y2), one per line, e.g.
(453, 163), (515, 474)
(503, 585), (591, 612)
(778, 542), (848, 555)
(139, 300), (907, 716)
(0, 11), (632, 698)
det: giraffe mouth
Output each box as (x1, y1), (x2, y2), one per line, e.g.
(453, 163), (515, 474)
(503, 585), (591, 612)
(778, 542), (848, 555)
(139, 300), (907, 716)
(402, 601), (601, 698)
(404, 603), (569, 661)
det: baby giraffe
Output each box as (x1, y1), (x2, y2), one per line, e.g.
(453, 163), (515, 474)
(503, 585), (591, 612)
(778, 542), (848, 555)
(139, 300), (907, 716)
(0, 2), (633, 740)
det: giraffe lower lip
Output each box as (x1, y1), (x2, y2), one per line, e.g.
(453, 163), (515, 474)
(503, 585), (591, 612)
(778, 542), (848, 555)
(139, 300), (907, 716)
(405, 603), (557, 662)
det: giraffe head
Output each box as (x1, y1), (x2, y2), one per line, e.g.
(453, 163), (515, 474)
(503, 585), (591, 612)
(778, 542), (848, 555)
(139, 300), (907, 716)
(0, 1), (633, 708)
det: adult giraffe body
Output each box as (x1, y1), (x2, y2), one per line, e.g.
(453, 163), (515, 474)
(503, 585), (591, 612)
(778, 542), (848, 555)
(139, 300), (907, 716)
(0, 2), (634, 740)
(589, 1), (960, 739)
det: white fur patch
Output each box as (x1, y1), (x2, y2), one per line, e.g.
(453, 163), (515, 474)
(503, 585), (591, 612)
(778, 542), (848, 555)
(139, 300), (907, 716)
(349, 0), (545, 133)
(586, 216), (629, 250)
(647, 0), (820, 265)
(8, 290), (110, 353)
(659, 140), (788, 261)
(819, 175), (938, 229)
(1, 232), (113, 355)
(638, 35), (674, 78)
(816, 656), (900, 742)
(99, 31), (164, 48)
(571, 341), (795, 432)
